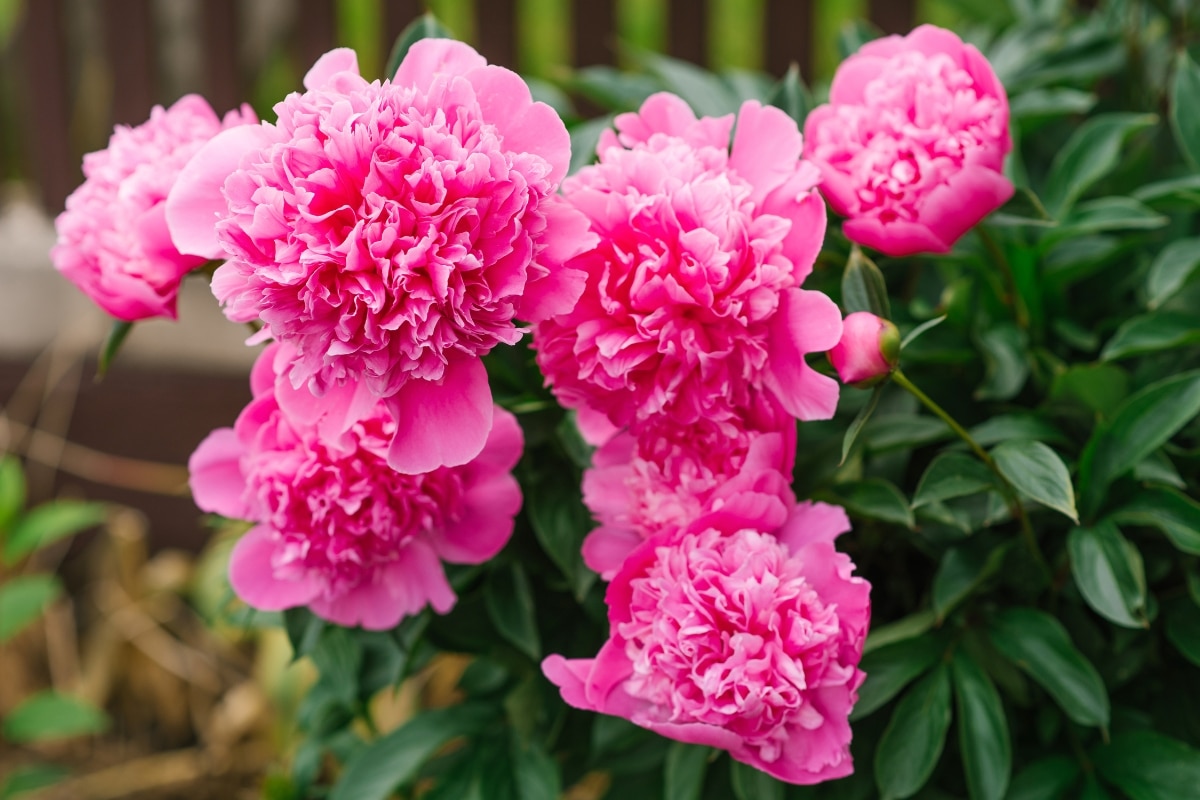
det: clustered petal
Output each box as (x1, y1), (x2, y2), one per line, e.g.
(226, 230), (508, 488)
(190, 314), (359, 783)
(189, 343), (523, 630)
(168, 40), (593, 472)
(52, 96), (256, 320)
(533, 93), (841, 433)
(804, 25), (1012, 256)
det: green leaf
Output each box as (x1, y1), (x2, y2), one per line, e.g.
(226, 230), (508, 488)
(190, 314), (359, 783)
(991, 440), (1078, 523)
(866, 414), (953, 452)
(3, 691), (109, 742)
(864, 609), (937, 655)
(989, 187), (1057, 228)
(852, 635), (941, 721)
(842, 246), (890, 318)
(1081, 776), (1116, 800)
(1005, 756), (1080, 800)
(569, 67), (660, 112)
(730, 760), (784, 800)
(1009, 88), (1096, 123)
(329, 705), (494, 800)
(913, 452), (997, 509)
(1048, 363), (1129, 419)
(1170, 51), (1200, 170)
(1041, 113), (1157, 217)
(0, 574), (62, 643)
(1078, 370), (1200, 519)
(952, 651), (1011, 800)
(526, 471), (595, 600)
(1100, 312), (1200, 361)
(385, 13), (453, 79)
(96, 320), (133, 379)
(283, 607), (326, 660)
(484, 561), (541, 660)
(0, 764), (69, 799)
(633, 50), (740, 118)
(512, 743), (560, 800)
(567, 115), (613, 177)
(933, 539), (1010, 621)
(975, 324), (1029, 402)
(901, 315), (948, 348)
(3, 501), (107, 565)
(986, 608), (1109, 728)
(875, 665), (953, 800)
(1094, 730), (1200, 800)
(1068, 520), (1148, 628)
(0, 456), (26, 534)
(664, 743), (710, 800)
(310, 626), (364, 708)
(1132, 174), (1200, 206)
(1113, 487), (1200, 555)
(1046, 197), (1168, 242)
(831, 478), (914, 529)
(969, 415), (1067, 447)
(766, 63), (809, 126)
(1164, 597), (1200, 667)
(841, 385), (883, 465)
(1146, 237), (1200, 308)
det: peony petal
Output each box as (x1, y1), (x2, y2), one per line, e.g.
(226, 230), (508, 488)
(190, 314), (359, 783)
(905, 24), (970, 63)
(581, 526), (644, 580)
(165, 123), (274, 259)
(188, 428), (249, 519)
(729, 101), (804, 204)
(394, 38), (488, 90)
(387, 354), (494, 474)
(310, 541), (456, 629)
(762, 172), (827, 284)
(828, 54), (891, 104)
(575, 406), (621, 447)
(919, 165), (1014, 250)
(517, 200), (594, 323)
(764, 288), (842, 421)
(466, 65), (572, 184)
(776, 501), (852, 550)
(843, 216), (949, 258)
(303, 48), (360, 90)
(228, 526), (321, 611)
(542, 655), (600, 711)
(431, 471), (521, 563)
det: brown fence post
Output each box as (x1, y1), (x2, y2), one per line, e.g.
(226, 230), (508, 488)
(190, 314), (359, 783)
(668, 0), (709, 66)
(868, 0), (917, 35)
(15, 0), (74, 211)
(383, 0), (423, 61)
(766, 0), (814, 79)
(103, 0), (158, 127)
(203, 0), (243, 115)
(573, 0), (617, 67)
(295, 0), (336, 72)
(475, 0), (517, 69)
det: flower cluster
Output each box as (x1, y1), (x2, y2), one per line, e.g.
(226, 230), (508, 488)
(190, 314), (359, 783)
(803, 25), (1012, 256)
(190, 344), (523, 629)
(167, 41), (594, 474)
(49, 20), (1017, 788)
(52, 95), (256, 321)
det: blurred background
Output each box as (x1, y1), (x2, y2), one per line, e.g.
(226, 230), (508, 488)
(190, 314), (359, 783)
(0, 1), (978, 797)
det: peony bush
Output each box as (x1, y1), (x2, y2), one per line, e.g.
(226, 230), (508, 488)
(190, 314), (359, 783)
(47, 4), (1200, 799)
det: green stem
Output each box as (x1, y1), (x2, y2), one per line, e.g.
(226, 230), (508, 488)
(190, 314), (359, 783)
(892, 369), (1052, 584)
(976, 227), (1029, 331)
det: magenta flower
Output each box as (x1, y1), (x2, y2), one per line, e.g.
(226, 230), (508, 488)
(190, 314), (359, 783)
(52, 95), (256, 321)
(533, 92), (842, 436)
(828, 311), (900, 387)
(581, 402), (797, 579)
(188, 344), (524, 630)
(167, 42), (593, 474)
(804, 25), (1013, 257)
(544, 501), (870, 784)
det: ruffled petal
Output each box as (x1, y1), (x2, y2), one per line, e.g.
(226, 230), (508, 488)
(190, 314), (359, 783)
(188, 428), (249, 519)
(387, 354), (493, 473)
(228, 526), (321, 611)
(764, 288), (842, 421)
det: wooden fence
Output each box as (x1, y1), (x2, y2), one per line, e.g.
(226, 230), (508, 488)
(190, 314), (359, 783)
(2, 0), (918, 214)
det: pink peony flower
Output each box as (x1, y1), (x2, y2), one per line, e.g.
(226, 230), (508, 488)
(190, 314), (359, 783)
(581, 400), (797, 579)
(52, 96), (256, 321)
(804, 25), (1013, 257)
(532, 92), (842, 436)
(828, 311), (900, 387)
(544, 501), (870, 784)
(167, 42), (594, 474)
(188, 343), (524, 630)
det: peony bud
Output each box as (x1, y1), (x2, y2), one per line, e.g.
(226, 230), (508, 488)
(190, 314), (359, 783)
(829, 311), (900, 387)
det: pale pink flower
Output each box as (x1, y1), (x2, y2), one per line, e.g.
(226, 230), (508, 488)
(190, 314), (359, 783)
(52, 96), (256, 320)
(581, 400), (797, 579)
(533, 92), (842, 436)
(167, 42), (593, 474)
(188, 344), (523, 630)
(828, 311), (900, 386)
(804, 25), (1012, 256)
(544, 501), (870, 784)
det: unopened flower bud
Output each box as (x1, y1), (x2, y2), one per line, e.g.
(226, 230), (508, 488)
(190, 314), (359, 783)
(828, 311), (900, 387)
